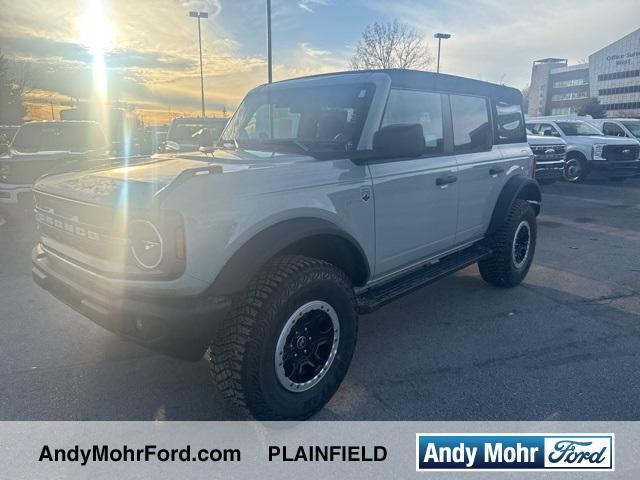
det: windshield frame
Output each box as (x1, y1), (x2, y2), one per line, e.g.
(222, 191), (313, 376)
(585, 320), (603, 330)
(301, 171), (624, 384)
(219, 79), (378, 157)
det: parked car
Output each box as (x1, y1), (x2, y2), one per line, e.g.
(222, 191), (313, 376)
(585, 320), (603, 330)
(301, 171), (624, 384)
(32, 69), (540, 420)
(0, 125), (20, 145)
(164, 117), (228, 152)
(527, 131), (566, 184)
(0, 120), (109, 214)
(588, 118), (640, 141)
(526, 117), (640, 182)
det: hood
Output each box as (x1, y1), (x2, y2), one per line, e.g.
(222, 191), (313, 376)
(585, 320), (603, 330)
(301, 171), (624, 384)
(527, 134), (566, 146)
(566, 135), (640, 146)
(7, 149), (107, 162)
(32, 149), (313, 207)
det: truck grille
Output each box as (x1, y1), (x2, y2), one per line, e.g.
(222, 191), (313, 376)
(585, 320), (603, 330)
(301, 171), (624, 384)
(33, 191), (126, 261)
(603, 145), (639, 162)
(1, 159), (65, 184)
(530, 144), (566, 161)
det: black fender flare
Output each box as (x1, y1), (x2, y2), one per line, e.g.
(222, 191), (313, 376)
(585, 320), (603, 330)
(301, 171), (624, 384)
(208, 217), (371, 296)
(487, 175), (541, 235)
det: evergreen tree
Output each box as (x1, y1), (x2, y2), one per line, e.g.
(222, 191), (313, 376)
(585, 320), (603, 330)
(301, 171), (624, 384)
(0, 52), (26, 124)
(578, 98), (607, 119)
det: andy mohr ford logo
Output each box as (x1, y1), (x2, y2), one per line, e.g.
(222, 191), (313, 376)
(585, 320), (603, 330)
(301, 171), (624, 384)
(416, 434), (614, 471)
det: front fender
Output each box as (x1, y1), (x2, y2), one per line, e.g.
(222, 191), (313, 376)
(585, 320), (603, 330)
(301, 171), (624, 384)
(207, 216), (371, 295)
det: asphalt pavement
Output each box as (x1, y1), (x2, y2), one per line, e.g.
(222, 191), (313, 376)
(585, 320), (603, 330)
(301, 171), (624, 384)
(1, 177), (639, 420)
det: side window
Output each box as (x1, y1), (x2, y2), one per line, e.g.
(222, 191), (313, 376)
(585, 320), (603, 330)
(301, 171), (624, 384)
(603, 122), (626, 137)
(381, 89), (444, 154)
(495, 101), (525, 144)
(537, 123), (561, 137)
(450, 94), (492, 153)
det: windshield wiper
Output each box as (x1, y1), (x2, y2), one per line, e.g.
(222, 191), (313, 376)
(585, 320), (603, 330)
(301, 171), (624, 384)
(218, 138), (240, 150)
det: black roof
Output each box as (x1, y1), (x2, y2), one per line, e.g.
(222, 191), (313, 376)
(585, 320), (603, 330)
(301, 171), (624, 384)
(268, 68), (522, 103)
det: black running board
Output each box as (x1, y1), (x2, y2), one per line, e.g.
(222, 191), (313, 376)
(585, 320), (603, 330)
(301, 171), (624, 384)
(356, 245), (492, 314)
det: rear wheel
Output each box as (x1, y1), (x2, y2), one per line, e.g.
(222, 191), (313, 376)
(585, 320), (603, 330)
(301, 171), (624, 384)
(479, 199), (536, 288)
(564, 155), (589, 182)
(209, 255), (357, 420)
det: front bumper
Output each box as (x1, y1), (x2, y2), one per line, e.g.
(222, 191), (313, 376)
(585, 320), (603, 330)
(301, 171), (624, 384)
(535, 160), (565, 180)
(590, 159), (640, 177)
(32, 244), (231, 361)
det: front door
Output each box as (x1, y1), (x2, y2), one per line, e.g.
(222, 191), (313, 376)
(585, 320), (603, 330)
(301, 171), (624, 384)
(369, 88), (459, 277)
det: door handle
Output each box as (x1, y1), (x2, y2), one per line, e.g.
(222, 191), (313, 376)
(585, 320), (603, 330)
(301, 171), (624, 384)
(489, 167), (505, 176)
(436, 174), (458, 186)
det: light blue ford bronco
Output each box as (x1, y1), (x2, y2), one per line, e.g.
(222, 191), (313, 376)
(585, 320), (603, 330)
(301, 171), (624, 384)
(32, 70), (540, 420)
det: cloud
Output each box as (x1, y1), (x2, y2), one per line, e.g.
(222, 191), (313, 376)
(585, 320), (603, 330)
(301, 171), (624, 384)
(299, 42), (331, 58)
(363, 0), (640, 87)
(298, 0), (329, 14)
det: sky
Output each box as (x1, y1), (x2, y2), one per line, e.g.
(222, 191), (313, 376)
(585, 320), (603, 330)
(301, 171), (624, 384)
(1, 0), (639, 124)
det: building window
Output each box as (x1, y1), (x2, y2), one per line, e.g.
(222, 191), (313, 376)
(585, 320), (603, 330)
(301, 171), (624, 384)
(598, 85), (640, 96)
(601, 101), (640, 111)
(598, 70), (640, 81)
(550, 107), (575, 115)
(551, 92), (589, 101)
(552, 78), (588, 88)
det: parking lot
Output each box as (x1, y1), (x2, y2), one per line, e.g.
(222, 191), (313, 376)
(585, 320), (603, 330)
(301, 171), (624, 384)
(1, 177), (639, 421)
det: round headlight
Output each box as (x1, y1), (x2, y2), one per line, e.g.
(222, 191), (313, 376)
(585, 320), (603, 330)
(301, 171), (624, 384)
(129, 220), (164, 270)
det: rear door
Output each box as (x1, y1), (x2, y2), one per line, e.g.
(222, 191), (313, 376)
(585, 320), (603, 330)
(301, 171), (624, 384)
(368, 88), (459, 277)
(450, 94), (504, 244)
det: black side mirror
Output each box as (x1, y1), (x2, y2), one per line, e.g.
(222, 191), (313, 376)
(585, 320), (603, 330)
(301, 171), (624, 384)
(198, 128), (215, 153)
(0, 144), (9, 156)
(372, 124), (425, 158)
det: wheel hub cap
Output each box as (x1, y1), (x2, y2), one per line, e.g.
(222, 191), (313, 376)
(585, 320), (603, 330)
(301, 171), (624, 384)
(512, 220), (531, 269)
(275, 300), (340, 392)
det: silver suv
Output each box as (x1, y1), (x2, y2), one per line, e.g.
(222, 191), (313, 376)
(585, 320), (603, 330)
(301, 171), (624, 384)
(32, 70), (540, 420)
(526, 117), (640, 182)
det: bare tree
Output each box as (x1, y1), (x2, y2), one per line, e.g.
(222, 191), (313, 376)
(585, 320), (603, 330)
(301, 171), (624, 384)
(350, 20), (433, 71)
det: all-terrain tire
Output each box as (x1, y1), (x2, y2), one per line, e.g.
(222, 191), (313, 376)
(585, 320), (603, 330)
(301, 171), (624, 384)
(209, 255), (357, 420)
(479, 199), (537, 288)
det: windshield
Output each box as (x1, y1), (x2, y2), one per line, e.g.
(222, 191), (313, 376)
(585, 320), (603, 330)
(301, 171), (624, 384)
(556, 121), (602, 136)
(219, 82), (375, 154)
(167, 119), (227, 144)
(11, 122), (107, 153)
(622, 121), (640, 138)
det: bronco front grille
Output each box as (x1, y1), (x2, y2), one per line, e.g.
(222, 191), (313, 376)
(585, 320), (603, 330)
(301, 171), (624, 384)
(603, 145), (639, 162)
(33, 191), (127, 260)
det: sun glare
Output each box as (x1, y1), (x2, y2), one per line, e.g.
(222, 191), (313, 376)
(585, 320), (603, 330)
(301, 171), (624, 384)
(76, 0), (114, 100)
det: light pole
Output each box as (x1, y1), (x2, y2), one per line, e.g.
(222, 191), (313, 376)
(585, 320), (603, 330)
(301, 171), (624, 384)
(434, 32), (451, 73)
(189, 10), (209, 117)
(266, 0), (272, 83)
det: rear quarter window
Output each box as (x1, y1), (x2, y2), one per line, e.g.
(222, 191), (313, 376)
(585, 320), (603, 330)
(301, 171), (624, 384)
(494, 101), (526, 144)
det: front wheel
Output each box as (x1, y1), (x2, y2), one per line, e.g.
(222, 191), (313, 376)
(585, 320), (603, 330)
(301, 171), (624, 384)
(479, 199), (537, 288)
(209, 255), (357, 420)
(564, 156), (589, 182)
